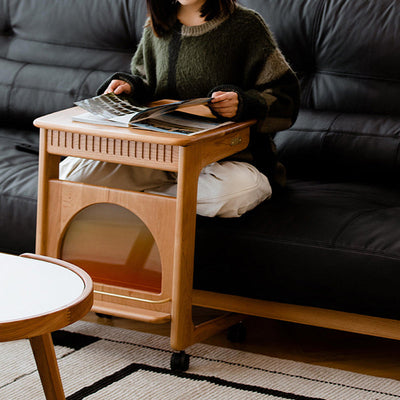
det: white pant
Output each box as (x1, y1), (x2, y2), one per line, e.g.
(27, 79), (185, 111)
(59, 157), (272, 218)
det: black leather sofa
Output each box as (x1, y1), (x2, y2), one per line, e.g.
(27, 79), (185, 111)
(2, 0), (400, 341)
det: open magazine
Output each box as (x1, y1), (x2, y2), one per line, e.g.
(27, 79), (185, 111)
(73, 93), (231, 135)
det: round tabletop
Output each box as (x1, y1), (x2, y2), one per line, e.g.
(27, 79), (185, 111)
(0, 253), (93, 341)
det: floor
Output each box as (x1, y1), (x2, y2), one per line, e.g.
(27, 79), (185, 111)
(83, 307), (400, 381)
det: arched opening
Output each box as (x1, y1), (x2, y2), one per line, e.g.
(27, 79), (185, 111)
(61, 203), (162, 293)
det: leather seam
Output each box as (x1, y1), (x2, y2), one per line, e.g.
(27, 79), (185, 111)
(6, 62), (26, 116)
(3, 35), (134, 54)
(315, 70), (400, 84)
(288, 128), (400, 139)
(0, 192), (36, 202)
(302, 0), (325, 108)
(320, 113), (341, 151)
(310, 0), (326, 59)
(210, 232), (400, 261)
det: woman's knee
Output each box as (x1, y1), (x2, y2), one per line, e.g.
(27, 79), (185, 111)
(197, 161), (271, 218)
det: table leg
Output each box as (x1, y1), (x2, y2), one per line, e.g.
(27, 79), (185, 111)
(36, 128), (61, 255)
(170, 146), (201, 350)
(29, 333), (66, 400)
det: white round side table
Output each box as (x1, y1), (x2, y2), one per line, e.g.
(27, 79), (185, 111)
(0, 252), (93, 400)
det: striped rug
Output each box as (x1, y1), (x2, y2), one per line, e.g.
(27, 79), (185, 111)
(1, 320), (399, 399)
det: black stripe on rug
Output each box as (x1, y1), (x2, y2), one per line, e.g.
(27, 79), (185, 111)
(66, 362), (325, 400)
(52, 330), (101, 350)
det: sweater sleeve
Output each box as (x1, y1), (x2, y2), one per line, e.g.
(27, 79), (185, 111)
(211, 12), (300, 133)
(241, 46), (300, 133)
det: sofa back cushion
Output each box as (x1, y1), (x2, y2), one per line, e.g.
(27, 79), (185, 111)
(241, 0), (400, 181)
(242, 0), (400, 116)
(0, 0), (146, 124)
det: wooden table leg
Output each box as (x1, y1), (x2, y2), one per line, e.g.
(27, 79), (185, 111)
(36, 128), (61, 256)
(29, 333), (66, 400)
(170, 146), (201, 350)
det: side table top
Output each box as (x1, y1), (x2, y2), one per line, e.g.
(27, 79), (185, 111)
(33, 106), (254, 147)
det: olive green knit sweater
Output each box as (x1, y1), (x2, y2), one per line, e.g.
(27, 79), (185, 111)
(100, 5), (300, 184)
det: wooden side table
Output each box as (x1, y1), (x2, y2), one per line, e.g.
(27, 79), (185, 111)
(0, 252), (93, 400)
(34, 106), (253, 370)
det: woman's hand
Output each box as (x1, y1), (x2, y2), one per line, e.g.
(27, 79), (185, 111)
(104, 79), (132, 95)
(210, 91), (239, 119)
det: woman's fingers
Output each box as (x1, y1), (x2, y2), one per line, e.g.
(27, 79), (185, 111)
(104, 79), (132, 95)
(211, 91), (239, 118)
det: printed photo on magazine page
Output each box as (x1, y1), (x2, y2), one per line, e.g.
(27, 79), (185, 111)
(73, 93), (231, 135)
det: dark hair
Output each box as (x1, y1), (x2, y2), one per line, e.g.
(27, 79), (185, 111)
(147, 0), (236, 37)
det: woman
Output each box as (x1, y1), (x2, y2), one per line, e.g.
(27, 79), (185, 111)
(60, 0), (299, 217)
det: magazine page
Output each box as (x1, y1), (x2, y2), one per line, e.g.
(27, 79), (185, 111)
(131, 112), (231, 135)
(75, 93), (212, 123)
(129, 97), (212, 123)
(74, 93), (147, 122)
(72, 112), (132, 127)
(73, 93), (228, 135)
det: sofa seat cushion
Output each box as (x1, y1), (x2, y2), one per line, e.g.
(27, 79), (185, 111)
(0, 128), (39, 254)
(194, 179), (400, 320)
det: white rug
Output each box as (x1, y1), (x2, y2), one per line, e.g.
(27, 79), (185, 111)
(1, 320), (400, 399)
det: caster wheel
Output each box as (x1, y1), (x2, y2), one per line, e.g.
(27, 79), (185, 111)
(170, 351), (190, 372)
(227, 321), (247, 343)
(95, 313), (113, 319)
